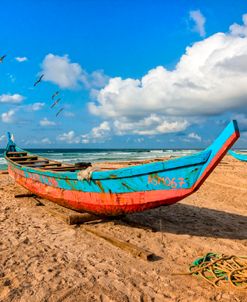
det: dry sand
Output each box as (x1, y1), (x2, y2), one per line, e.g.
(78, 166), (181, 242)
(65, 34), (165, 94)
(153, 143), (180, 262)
(0, 155), (246, 302)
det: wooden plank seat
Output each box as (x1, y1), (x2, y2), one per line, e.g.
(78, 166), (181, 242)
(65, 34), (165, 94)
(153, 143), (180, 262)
(9, 156), (38, 161)
(42, 166), (82, 172)
(23, 160), (51, 166)
(16, 159), (49, 165)
(34, 163), (62, 168)
(7, 151), (27, 156)
(74, 162), (91, 168)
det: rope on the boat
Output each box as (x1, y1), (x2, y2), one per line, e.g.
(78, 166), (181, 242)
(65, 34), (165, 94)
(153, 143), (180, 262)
(77, 166), (100, 181)
(174, 253), (247, 289)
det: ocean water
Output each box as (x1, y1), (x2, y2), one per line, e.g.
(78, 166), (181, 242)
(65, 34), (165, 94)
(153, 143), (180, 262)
(0, 148), (200, 170)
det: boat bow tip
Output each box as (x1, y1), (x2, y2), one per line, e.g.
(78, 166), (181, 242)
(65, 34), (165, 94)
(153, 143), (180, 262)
(194, 120), (239, 189)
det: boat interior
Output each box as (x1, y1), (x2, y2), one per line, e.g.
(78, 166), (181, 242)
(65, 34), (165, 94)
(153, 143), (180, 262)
(6, 151), (171, 172)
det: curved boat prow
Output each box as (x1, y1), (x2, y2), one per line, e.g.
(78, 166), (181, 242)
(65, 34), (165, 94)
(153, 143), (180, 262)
(194, 120), (239, 189)
(6, 132), (17, 153)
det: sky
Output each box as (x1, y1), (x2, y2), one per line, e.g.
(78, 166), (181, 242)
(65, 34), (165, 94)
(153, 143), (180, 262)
(0, 0), (247, 149)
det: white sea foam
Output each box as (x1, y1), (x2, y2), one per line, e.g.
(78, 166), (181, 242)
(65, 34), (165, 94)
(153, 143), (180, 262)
(0, 149), (201, 169)
(150, 150), (164, 153)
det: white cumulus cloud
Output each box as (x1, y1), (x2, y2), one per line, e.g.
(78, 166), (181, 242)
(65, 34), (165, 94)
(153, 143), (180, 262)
(0, 94), (24, 104)
(88, 13), (247, 137)
(189, 10), (206, 37)
(25, 102), (45, 111)
(41, 54), (83, 88)
(57, 122), (111, 144)
(15, 57), (28, 62)
(114, 115), (189, 136)
(82, 121), (111, 143)
(39, 118), (56, 127)
(188, 132), (202, 141)
(41, 54), (108, 89)
(57, 131), (81, 144)
(1, 110), (16, 123)
(41, 137), (51, 144)
(81, 70), (109, 89)
(230, 14), (247, 37)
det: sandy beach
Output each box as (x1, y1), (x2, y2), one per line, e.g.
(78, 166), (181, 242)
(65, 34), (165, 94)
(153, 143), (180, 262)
(0, 155), (246, 302)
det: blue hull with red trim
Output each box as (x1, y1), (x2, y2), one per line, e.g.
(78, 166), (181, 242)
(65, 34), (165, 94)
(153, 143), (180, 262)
(4, 121), (239, 215)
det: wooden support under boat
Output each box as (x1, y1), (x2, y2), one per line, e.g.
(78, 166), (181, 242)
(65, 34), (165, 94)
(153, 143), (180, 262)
(15, 193), (37, 198)
(13, 191), (156, 261)
(14, 191), (101, 224)
(84, 226), (155, 261)
(44, 208), (100, 225)
(67, 213), (100, 225)
(0, 171), (9, 175)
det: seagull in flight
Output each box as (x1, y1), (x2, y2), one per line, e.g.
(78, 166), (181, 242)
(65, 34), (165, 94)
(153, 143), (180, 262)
(52, 91), (60, 100)
(50, 98), (61, 109)
(56, 108), (64, 117)
(0, 54), (7, 63)
(33, 74), (44, 87)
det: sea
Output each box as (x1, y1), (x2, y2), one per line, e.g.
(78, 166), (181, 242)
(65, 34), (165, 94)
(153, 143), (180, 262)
(0, 148), (201, 170)
(1, 148), (246, 171)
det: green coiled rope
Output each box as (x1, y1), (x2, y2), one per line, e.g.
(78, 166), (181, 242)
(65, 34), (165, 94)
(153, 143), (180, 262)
(174, 253), (247, 289)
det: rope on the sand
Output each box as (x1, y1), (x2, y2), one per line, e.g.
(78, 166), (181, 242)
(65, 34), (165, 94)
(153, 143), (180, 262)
(174, 253), (247, 289)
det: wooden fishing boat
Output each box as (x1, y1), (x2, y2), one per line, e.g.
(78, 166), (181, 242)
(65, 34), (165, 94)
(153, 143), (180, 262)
(4, 120), (239, 216)
(228, 150), (247, 162)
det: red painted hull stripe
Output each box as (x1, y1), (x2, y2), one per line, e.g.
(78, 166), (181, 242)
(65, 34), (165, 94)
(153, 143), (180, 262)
(9, 167), (193, 214)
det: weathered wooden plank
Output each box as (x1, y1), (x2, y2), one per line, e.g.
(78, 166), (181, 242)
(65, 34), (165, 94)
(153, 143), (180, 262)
(16, 160), (49, 165)
(9, 156), (38, 161)
(33, 163), (62, 168)
(38, 204), (100, 224)
(0, 171), (9, 175)
(14, 192), (44, 206)
(15, 193), (36, 198)
(24, 160), (51, 166)
(7, 152), (27, 156)
(42, 166), (79, 171)
(84, 227), (155, 261)
(67, 213), (100, 225)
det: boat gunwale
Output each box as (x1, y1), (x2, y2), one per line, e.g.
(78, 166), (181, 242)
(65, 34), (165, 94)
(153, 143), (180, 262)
(4, 148), (211, 181)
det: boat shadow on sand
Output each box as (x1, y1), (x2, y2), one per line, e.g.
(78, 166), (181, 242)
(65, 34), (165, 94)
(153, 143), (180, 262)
(119, 203), (247, 240)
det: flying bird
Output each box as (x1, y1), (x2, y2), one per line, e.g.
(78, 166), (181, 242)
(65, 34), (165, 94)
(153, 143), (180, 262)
(50, 98), (61, 109)
(56, 108), (64, 117)
(33, 74), (44, 87)
(52, 90), (60, 100)
(0, 54), (7, 63)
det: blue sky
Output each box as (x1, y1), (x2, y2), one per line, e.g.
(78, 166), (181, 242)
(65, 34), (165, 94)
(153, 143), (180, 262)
(0, 0), (247, 148)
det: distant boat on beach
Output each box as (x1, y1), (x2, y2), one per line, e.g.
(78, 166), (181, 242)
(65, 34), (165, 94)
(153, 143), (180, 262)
(4, 120), (239, 216)
(228, 150), (247, 162)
